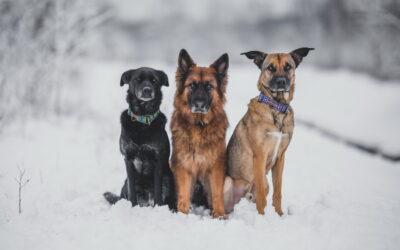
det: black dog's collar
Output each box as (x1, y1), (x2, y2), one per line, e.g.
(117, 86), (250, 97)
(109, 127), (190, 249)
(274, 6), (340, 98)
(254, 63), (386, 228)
(128, 108), (160, 125)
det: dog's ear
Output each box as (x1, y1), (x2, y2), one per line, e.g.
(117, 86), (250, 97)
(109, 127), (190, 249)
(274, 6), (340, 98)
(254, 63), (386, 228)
(210, 53), (229, 78)
(120, 69), (135, 87)
(240, 51), (266, 69)
(178, 49), (196, 74)
(157, 70), (169, 87)
(290, 47), (314, 68)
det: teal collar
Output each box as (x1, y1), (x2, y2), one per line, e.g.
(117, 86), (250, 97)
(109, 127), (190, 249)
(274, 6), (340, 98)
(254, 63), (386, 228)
(128, 108), (160, 125)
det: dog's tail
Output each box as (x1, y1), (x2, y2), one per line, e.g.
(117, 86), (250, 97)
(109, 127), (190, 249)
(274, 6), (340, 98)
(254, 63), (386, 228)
(103, 191), (121, 205)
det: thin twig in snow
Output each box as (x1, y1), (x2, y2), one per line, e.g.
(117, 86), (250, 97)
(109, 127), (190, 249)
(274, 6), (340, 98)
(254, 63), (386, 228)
(14, 165), (30, 215)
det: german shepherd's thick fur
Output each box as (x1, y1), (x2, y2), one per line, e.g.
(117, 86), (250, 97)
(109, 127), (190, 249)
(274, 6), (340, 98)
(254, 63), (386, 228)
(171, 49), (229, 218)
(224, 48), (313, 215)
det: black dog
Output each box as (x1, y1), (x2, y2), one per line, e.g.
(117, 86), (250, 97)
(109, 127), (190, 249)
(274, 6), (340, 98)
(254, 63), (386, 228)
(103, 67), (176, 210)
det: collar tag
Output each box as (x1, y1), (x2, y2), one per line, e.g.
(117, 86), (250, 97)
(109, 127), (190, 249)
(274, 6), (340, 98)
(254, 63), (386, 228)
(257, 93), (289, 113)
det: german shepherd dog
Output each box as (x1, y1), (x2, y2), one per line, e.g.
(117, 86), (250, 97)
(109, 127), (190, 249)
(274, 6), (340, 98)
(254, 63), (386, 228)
(104, 67), (176, 210)
(224, 48), (314, 215)
(171, 49), (229, 218)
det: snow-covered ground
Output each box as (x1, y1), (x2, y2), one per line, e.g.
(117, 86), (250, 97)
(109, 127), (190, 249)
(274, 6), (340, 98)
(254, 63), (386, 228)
(1, 59), (399, 250)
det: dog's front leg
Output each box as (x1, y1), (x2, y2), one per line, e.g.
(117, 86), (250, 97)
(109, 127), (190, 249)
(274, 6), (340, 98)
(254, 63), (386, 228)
(209, 166), (226, 218)
(174, 166), (193, 214)
(272, 154), (285, 216)
(165, 167), (177, 210)
(253, 153), (268, 214)
(153, 163), (163, 206)
(223, 176), (235, 214)
(125, 158), (138, 206)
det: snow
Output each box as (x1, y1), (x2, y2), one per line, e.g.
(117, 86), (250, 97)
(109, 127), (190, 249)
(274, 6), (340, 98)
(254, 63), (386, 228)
(294, 68), (400, 155)
(1, 59), (400, 250)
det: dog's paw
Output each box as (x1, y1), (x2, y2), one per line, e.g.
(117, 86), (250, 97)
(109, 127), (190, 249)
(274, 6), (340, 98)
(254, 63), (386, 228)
(121, 140), (139, 159)
(212, 211), (228, 220)
(177, 202), (190, 214)
(274, 207), (284, 216)
(256, 199), (266, 215)
(138, 144), (157, 160)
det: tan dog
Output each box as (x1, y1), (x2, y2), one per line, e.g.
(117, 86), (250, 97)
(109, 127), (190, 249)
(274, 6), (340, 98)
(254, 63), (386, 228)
(224, 48), (314, 215)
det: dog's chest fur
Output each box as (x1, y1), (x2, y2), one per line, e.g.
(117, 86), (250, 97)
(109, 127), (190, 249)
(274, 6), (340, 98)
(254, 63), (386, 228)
(171, 114), (227, 179)
(119, 110), (167, 158)
(265, 108), (293, 167)
(266, 131), (288, 167)
(228, 98), (295, 177)
(248, 98), (294, 168)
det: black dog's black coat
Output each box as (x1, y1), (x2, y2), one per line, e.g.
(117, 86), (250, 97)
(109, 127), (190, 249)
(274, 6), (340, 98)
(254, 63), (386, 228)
(103, 67), (176, 210)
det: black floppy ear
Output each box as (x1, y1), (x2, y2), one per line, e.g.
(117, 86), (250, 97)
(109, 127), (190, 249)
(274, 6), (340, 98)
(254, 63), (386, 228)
(178, 49), (196, 74)
(120, 69), (135, 87)
(157, 70), (169, 87)
(240, 51), (266, 69)
(210, 53), (229, 78)
(290, 47), (314, 68)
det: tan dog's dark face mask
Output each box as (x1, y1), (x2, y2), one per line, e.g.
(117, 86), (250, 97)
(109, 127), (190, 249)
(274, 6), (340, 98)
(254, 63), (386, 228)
(241, 48), (314, 95)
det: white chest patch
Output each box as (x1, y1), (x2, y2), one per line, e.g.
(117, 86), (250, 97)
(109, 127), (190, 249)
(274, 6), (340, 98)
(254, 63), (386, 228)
(267, 132), (288, 165)
(133, 158), (143, 172)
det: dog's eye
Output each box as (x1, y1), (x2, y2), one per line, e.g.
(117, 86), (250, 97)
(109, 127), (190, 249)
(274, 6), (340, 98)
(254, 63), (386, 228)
(136, 77), (141, 82)
(284, 64), (292, 72)
(189, 83), (196, 89)
(267, 65), (276, 72)
(205, 83), (213, 91)
(152, 78), (157, 83)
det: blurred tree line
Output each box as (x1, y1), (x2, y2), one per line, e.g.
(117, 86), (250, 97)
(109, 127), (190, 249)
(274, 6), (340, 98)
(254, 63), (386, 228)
(308, 0), (400, 80)
(96, 0), (400, 80)
(0, 0), (398, 125)
(0, 0), (109, 126)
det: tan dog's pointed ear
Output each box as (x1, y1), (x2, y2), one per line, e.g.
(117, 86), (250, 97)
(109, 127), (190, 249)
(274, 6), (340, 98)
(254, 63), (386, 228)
(290, 47), (314, 68)
(178, 49), (196, 74)
(240, 51), (266, 69)
(210, 53), (229, 78)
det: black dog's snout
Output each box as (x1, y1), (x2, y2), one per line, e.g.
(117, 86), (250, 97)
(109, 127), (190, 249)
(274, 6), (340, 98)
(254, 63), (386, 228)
(135, 81), (155, 101)
(142, 87), (152, 97)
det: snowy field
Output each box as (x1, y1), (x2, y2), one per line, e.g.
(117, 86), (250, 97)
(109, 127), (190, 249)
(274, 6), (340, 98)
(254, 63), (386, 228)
(1, 59), (400, 250)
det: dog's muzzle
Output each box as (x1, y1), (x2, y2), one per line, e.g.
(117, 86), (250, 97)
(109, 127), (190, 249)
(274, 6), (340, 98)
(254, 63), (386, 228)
(268, 76), (291, 93)
(137, 84), (155, 101)
(191, 99), (209, 114)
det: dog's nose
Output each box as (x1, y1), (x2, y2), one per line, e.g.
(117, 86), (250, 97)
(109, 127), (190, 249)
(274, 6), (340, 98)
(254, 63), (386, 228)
(276, 77), (287, 89)
(194, 100), (206, 109)
(142, 87), (152, 97)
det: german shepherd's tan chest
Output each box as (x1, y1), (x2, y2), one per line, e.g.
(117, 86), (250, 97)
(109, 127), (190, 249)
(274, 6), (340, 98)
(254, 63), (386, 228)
(171, 122), (226, 179)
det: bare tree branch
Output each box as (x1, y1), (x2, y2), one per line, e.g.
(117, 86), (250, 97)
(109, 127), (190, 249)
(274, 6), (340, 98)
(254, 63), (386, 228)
(15, 165), (29, 214)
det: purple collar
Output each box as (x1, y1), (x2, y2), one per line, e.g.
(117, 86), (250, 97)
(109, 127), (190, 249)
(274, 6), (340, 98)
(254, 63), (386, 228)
(257, 93), (289, 113)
